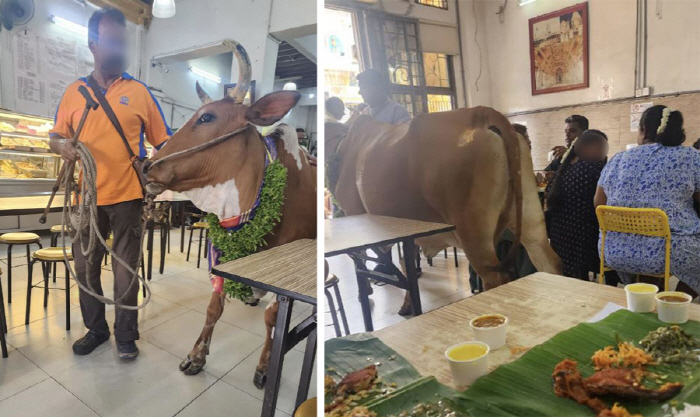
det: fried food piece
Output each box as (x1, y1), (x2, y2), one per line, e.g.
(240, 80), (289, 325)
(336, 365), (377, 396)
(584, 367), (683, 401)
(552, 359), (609, 414)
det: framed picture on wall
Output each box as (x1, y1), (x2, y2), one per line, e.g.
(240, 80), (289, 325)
(529, 3), (589, 95)
(224, 80), (256, 104)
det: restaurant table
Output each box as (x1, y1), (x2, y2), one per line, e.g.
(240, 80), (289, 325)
(211, 239), (317, 417)
(373, 272), (700, 388)
(325, 214), (455, 331)
(0, 195), (66, 216)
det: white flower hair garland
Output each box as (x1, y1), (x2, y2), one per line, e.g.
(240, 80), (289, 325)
(657, 107), (674, 135)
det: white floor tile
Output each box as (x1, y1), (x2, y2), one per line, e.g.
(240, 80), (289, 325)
(54, 340), (217, 417)
(0, 346), (50, 402)
(0, 378), (98, 417)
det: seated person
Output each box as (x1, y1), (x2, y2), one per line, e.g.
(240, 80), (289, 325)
(595, 105), (700, 298)
(546, 130), (608, 279)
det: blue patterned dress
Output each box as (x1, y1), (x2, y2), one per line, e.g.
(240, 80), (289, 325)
(598, 143), (700, 292)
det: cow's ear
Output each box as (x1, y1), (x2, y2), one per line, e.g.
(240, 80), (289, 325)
(245, 91), (301, 126)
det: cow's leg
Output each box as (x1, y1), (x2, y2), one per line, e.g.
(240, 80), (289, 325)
(519, 195), (562, 275)
(254, 299), (279, 388)
(179, 291), (225, 375)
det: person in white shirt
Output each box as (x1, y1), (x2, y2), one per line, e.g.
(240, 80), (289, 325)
(355, 69), (411, 125)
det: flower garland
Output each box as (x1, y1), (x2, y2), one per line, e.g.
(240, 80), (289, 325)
(206, 160), (288, 302)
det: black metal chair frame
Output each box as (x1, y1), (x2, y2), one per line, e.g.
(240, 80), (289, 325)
(324, 276), (350, 337)
(25, 254), (72, 331)
(4, 240), (43, 304)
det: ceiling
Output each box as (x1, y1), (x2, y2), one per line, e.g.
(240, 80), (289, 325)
(275, 41), (316, 90)
(89, 0), (153, 25)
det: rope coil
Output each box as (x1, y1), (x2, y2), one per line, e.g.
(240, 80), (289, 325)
(60, 142), (152, 310)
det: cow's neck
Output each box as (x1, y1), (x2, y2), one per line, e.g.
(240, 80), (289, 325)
(182, 132), (265, 220)
(265, 125), (316, 247)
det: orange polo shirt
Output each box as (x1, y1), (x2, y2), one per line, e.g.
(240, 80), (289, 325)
(51, 72), (171, 206)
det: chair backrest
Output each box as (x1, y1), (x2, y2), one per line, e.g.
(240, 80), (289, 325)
(596, 206), (671, 238)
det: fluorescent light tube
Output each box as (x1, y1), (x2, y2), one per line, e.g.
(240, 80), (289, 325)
(190, 66), (221, 84)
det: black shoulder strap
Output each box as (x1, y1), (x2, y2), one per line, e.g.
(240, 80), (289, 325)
(86, 75), (136, 160)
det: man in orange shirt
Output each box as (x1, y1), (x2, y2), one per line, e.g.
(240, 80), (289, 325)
(49, 8), (170, 359)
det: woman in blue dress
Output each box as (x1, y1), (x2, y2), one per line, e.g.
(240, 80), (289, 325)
(594, 105), (700, 297)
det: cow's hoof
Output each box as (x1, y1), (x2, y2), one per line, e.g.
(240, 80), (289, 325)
(398, 305), (412, 316)
(254, 369), (267, 389)
(179, 355), (205, 375)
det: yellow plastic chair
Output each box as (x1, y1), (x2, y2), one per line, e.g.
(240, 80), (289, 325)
(596, 205), (671, 291)
(294, 397), (316, 417)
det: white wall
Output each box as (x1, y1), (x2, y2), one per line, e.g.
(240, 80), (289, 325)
(468, 0), (700, 115)
(142, 0), (274, 99)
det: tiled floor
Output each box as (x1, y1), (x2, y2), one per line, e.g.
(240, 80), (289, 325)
(0, 229), (315, 417)
(324, 247), (475, 340)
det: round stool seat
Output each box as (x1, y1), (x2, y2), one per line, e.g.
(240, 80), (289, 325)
(33, 247), (73, 261)
(293, 398), (316, 417)
(192, 222), (209, 229)
(50, 225), (68, 234)
(0, 232), (40, 244)
(325, 274), (339, 288)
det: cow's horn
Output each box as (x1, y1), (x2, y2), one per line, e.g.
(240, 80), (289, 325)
(223, 39), (252, 104)
(195, 81), (212, 104)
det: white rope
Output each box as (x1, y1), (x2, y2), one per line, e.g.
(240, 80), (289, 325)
(60, 142), (151, 310)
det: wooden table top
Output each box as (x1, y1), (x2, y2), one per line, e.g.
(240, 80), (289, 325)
(374, 272), (700, 388)
(0, 194), (67, 215)
(324, 214), (455, 257)
(212, 239), (317, 305)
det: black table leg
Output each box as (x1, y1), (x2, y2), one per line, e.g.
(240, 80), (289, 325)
(147, 221), (154, 281)
(159, 223), (166, 274)
(180, 203), (186, 253)
(295, 321), (317, 410)
(262, 295), (294, 417)
(6, 244), (12, 304)
(402, 239), (422, 316)
(352, 257), (374, 332)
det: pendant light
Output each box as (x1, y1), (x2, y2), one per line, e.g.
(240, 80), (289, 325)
(153, 0), (176, 19)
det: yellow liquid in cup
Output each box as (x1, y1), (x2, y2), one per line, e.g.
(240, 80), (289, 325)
(448, 343), (488, 361)
(627, 284), (657, 293)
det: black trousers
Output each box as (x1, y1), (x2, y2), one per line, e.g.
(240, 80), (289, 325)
(72, 199), (142, 342)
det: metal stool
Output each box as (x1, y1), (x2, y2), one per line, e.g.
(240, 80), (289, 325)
(0, 266), (7, 358)
(0, 232), (43, 304)
(187, 222), (209, 268)
(50, 225), (70, 283)
(25, 247), (73, 330)
(293, 397), (316, 417)
(324, 274), (350, 337)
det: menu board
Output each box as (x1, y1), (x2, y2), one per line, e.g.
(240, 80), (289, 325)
(12, 29), (94, 117)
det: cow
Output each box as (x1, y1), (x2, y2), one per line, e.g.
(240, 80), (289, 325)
(144, 40), (316, 382)
(328, 107), (561, 314)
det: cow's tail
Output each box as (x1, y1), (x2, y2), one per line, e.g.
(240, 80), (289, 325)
(478, 107), (523, 274)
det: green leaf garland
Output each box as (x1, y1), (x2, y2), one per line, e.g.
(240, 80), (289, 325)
(206, 160), (288, 302)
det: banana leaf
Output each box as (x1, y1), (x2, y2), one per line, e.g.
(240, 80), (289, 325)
(455, 309), (700, 416)
(325, 310), (700, 416)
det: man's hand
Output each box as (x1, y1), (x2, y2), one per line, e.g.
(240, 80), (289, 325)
(50, 137), (78, 163)
(551, 145), (567, 160)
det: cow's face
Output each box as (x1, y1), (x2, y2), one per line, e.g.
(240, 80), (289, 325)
(143, 40), (301, 219)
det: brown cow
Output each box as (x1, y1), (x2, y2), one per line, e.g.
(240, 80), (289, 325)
(329, 108), (561, 313)
(144, 40), (316, 382)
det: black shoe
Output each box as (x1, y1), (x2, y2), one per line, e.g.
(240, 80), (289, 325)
(72, 331), (110, 356)
(117, 341), (139, 359)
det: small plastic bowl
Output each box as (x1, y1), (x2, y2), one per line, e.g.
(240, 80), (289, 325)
(656, 291), (692, 324)
(469, 314), (508, 350)
(445, 341), (490, 386)
(625, 283), (659, 313)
